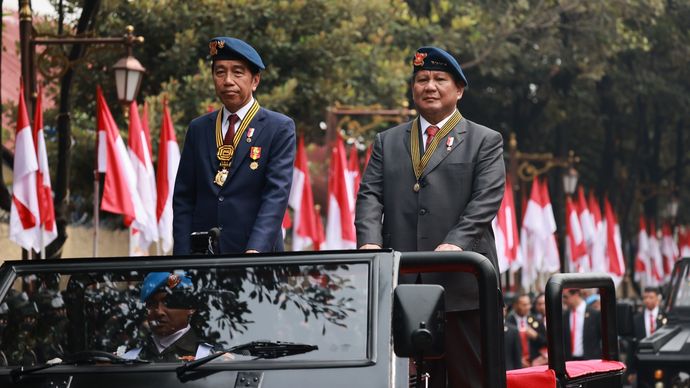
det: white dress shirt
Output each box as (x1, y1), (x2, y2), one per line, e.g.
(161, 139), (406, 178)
(419, 110), (457, 151)
(221, 96), (255, 139)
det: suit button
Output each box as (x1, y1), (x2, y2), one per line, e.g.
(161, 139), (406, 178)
(419, 208), (427, 215)
(218, 196), (224, 202)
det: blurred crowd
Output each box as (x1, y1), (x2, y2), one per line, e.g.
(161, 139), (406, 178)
(502, 286), (664, 386)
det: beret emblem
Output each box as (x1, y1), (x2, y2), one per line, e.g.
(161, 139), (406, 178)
(413, 52), (427, 66)
(167, 274), (181, 289)
(209, 40), (225, 56)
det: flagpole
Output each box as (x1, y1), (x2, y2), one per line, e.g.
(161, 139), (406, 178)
(93, 169), (99, 257)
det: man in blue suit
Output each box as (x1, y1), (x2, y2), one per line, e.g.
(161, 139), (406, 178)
(173, 37), (296, 254)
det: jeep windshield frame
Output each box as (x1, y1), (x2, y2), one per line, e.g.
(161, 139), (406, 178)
(0, 251), (387, 375)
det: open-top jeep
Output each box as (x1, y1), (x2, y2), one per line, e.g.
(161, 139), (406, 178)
(0, 250), (626, 387)
(636, 257), (690, 388)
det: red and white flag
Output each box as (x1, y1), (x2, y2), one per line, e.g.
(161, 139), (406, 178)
(634, 216), (651, 287)
(603, 198), (625, 286)
(647, 222), (664, 285)
(155, 100), (180, 253)
(32, 86), (57, 251)
(288, 136), (320, 250)
(281, 210), (292, 239)
(313, 206), (325, 251)
(661, 223), (679, 280)
(346, 145), (360, 215)
(566, 195), (588, 272)
(127, 101), (159, 255)
(96, 87), (149, 235)
(492, 177), (519, 273)
(575, 187), (595, 270)
(587, 192), (607, 273)
(679, 226), (690, 257)
(519, 178), (559, 289)
(9, 83), (41, 251)
(324, 134), (356, 249)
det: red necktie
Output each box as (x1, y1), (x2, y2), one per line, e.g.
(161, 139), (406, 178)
(649, 312), (655, 334)
(570, 310), (576, 354)
(425, 125), (439, 149)
(519, 319), (529, 359)
(224, 114), (239, 145)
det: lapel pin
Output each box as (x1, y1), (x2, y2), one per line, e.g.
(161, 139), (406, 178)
(246, 127), (255, 143)
(446, 136), (454, 151)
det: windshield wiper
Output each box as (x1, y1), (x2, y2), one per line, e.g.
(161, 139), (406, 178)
(176, 340), (318, 379)
(10, 350), (148, 383)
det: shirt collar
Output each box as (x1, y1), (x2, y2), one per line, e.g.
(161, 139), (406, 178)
(222, 96), (255, 124)
(648, 306), (659, 316)
(575, 300), (586, 314)
(419, 110), (458, 134)
(152, 325), (191, 353)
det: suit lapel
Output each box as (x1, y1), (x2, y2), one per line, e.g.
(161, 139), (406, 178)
(206, 111), (222, 191)
(420, 118), (467, 178)
(403, 121), (413, 159)
(225, 107), (266, 185)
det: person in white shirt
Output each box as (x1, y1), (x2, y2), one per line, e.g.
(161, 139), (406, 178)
(634, 287), (665, 342)
(562, 288), (601, 360)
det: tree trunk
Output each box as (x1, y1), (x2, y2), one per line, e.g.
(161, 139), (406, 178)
(46, 0), (101, 258)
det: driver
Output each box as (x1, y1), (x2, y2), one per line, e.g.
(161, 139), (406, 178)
(123, 272), (212, 362)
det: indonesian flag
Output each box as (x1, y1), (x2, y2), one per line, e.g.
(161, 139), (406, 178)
(288, 136), (320, 250)
(634, 216), (652, 287)
(648, 222), (664, 285)
(127, 101), (159, 255)
(9, 83), (41, 251)
(492, 176), (519, 273)
(588, 192), (607, 273)
(346, 145), (360, 215)
(661, 223), (679, 281)
(33, 86), (57, 250)
(96, 87), (149, 234)
(325, 134), (356, 249)
(281, 210), (292, 239)
(155, 100), (180, 253)
(575, 187), (595, 271)
(679, 226), (690, 257)
(520, 178), (559, 289)
(539, 178), (561, 273)
(313, 206), (325, 251)
(566, 195), (588, 272)
(603, 198), (625, 286)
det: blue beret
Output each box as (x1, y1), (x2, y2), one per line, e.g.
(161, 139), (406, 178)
(412, 46), (468, 87)
(209, 36), (265, 71)
(140, 272), (192, 303)
(585, 294), (600, 306)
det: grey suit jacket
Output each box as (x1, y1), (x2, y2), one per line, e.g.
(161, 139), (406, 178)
(355, 116), (505, 311)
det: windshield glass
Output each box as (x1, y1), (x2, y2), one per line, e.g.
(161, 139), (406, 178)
(0, 262), (369, 366)
(670, 260), (690, 309)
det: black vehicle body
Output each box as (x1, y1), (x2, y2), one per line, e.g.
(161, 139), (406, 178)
(636, 257), (690, 388)
(0, 250), (505, 388)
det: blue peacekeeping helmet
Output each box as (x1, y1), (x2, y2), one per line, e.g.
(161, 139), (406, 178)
(412, 46), (468, 87)
(209, 36), (265, 72)
(140, 272), (193, 304)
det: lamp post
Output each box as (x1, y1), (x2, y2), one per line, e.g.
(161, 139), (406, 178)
(562, 165), (579, 197)
(19, 0), (145, 259)
(112, 26), (146, 105)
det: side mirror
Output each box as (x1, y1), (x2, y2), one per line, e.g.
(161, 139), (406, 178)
(616, 301), (635, 337)
(393, 284), (445, 359)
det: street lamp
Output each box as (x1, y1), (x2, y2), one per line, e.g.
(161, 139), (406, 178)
(562, 166), (579, 196)
(112, 26), (146, 105)
(113, 55), (145, 105)
(667, 194), (680, 223)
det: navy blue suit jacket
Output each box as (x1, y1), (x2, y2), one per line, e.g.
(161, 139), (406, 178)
(172, 107), (296, 254)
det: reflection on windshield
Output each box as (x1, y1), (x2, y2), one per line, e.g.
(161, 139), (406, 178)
(0, 263), (369, 366)
(671, 263), (690, 308)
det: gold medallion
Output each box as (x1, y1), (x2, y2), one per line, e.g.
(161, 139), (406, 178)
(214, 169), (228, 186)
(250, 161), (259, 170)
(246, 137), (252, 143)
(413, 182), (420, 192)
(217, 144), (234, 161)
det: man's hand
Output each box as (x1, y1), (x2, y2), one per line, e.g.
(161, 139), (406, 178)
(245, 249), (259, 254)
(359, 244), (382, 249)
(435, 243), (463, 251)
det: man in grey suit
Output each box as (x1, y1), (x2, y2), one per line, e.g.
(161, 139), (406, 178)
(355, 46), (505, 387)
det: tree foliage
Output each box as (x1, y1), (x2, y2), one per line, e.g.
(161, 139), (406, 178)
(18, 0), (689, 262)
